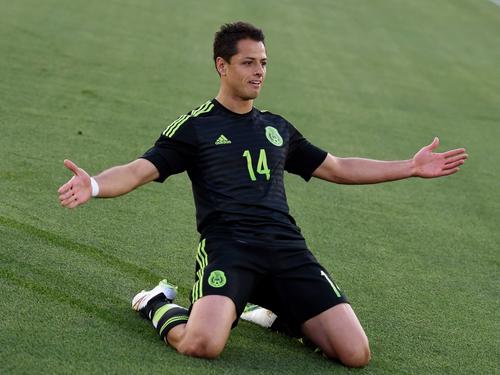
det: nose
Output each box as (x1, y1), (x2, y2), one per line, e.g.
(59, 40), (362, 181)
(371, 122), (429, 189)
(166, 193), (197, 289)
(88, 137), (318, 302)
(255, 65), (264, 77)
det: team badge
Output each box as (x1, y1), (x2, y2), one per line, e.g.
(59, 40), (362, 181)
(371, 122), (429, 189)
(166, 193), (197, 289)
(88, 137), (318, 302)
(208, 270), (227, 288)
(265, 126), (283, 147)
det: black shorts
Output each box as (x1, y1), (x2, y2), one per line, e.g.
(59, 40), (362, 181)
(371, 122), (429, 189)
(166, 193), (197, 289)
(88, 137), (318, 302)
(189, 234), (348, 331)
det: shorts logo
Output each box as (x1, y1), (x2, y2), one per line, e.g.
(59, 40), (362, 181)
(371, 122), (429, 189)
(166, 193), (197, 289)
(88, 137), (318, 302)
(265, 126), (283, 147)
(208, 270), (227, 288)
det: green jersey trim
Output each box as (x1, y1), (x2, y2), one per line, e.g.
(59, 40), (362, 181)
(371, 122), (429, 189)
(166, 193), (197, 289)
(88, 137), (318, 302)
(162, 100), (215, 138)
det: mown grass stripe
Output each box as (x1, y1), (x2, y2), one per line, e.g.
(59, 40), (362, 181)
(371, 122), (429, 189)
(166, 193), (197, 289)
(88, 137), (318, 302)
(0, 215), (161, 283)
(0, 266), (147, 337)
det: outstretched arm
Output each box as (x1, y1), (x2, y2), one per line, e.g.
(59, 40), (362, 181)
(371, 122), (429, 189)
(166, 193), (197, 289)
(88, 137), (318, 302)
(58, 158), (159, 209)
(312, 137), (467, 184)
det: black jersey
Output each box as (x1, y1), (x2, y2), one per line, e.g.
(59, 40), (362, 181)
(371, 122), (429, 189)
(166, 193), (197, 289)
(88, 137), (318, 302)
(141, 99), (327, 238)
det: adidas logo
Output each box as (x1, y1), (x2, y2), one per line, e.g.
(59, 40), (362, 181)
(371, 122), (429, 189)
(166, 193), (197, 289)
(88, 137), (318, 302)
(215, 134), (231, 145)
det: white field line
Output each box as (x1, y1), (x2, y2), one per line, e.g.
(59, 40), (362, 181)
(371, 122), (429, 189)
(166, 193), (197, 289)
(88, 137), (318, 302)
(489, 0), (500, 6)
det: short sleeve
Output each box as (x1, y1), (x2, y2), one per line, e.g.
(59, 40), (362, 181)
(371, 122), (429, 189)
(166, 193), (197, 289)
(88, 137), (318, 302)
(285, 125), (327, 181)
(140, 120), (197, 182)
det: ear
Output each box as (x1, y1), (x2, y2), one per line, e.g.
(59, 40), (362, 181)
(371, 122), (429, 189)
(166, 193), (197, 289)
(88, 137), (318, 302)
(216, 57), (228, 76)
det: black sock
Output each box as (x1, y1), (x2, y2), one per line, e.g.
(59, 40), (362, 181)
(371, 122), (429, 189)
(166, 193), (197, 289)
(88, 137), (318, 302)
(150, 303), (189, 340)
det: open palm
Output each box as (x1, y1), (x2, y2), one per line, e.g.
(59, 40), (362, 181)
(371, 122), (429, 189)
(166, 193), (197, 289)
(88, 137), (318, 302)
(58, 159), (92, 208)
(413, 137), (467, 178)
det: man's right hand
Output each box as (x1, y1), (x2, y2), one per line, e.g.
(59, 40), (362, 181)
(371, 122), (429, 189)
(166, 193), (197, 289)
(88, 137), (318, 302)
(58, 159), (92, 209)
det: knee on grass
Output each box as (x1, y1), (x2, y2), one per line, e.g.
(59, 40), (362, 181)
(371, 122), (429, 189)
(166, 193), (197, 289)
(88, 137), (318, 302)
(329, 341), (371, 368)
(176, 334), (225, 359)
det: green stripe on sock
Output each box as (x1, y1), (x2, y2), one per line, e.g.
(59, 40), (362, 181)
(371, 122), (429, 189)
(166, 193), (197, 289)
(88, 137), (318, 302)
(158, 315), (189, 337)
(152, 304), (175, 327)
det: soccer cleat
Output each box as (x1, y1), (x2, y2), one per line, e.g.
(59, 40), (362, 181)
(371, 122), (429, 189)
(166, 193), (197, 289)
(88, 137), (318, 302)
(132, 279), (177, 318)
(241, 303), (277, 328)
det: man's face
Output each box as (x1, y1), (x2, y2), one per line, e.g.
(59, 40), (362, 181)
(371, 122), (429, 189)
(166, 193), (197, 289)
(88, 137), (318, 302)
(219, 39), (267, 100)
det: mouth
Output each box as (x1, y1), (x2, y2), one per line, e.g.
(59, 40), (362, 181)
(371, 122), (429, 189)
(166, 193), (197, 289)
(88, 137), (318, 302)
(248, 80), (262, 89)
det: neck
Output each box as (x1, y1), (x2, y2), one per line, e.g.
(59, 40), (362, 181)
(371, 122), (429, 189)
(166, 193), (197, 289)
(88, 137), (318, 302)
(215, 88), (254, 114)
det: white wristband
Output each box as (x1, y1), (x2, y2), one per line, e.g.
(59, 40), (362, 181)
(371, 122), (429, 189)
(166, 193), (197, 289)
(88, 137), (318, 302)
(90, 177), (100, 197)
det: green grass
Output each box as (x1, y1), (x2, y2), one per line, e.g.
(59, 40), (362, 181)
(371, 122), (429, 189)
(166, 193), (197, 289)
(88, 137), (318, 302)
(1, 0), (499, 373)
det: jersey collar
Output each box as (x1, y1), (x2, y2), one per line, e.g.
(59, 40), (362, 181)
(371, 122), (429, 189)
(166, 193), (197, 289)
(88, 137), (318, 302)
(212, 98), (256, 118)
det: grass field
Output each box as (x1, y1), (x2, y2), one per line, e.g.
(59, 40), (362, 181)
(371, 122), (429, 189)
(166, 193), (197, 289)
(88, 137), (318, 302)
(1, 0), (499, 373)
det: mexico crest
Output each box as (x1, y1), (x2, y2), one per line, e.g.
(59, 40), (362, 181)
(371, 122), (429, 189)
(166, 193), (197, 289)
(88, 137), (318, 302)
(265, 126), (283, 147)
(208, 270), (227, 288)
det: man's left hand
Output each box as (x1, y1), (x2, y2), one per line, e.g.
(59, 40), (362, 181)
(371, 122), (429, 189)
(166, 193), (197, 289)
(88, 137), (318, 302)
(412, 137), (468, 178)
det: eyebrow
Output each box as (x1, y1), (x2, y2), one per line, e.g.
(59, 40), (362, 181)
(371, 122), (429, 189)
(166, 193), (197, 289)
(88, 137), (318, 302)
(242, 57), (268, 61)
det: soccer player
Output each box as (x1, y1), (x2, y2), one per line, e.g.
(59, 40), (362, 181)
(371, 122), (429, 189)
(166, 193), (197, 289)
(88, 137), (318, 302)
(58, 22), (467, 368)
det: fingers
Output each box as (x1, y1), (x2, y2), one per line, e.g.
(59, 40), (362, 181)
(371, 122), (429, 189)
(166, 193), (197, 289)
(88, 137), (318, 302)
(443, 160), (464, 170)
(441, 167), (460, 176)
(66, 199), (80, 209)
(59, 188), (76, 202)
(442, 149), (467, 172)
(60, 188), (85, 208)
(426, 137), (440, 151)
(59, 160), (90, 209)
(58, 176), (75, 194)
(442, 149), (467, 173)
(64, 159), (80, 176)
(58, 184), (69, 195)
(443, 148), (466, 158)
(65, 197), (81, 209)
(60, 193), (80, 208)
(59, 176), (80, 207)
(445, 153), (468, 165)
(58, 161), (78, 193)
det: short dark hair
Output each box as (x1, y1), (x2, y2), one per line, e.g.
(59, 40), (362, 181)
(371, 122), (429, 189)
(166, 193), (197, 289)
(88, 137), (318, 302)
(213, 22), (265, 66)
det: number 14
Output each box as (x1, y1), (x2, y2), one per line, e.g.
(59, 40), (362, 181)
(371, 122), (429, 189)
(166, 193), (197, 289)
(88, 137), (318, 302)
(242, 149), (271, 181)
